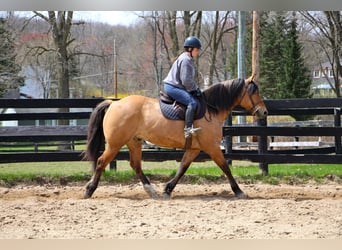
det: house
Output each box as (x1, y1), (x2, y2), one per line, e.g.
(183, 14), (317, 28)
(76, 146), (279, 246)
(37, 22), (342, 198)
(1, 66), (91, 127)
(311, 61), (342, 97)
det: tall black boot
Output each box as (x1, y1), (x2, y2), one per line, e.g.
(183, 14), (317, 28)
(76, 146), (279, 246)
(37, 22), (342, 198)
(184, 105), (201, 139)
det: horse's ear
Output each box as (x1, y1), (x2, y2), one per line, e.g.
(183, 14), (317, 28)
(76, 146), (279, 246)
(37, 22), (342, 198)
(245, 73), (256, 84)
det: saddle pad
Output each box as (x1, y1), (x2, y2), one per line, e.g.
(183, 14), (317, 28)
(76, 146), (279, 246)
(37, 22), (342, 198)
(159, 97), (206, 121)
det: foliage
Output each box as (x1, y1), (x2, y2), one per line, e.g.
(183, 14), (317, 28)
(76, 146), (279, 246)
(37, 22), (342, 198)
(259, 12), (312, 104)
(227, 12), (312, 115)
(0, 17), (25, 97)
(283, 14), (313, 120)
(1, 11), (333, 101)
(259, 12), (289, 98)
(300, 11), (342, 97)
(257, 12), (313, 121)
(283, 14), (312, 100)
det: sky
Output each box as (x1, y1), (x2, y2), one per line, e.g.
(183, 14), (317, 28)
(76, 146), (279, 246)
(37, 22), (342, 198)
(73, 11), (139, 26)
(0, 11), (139, 26)
(74, 11), (138, 25)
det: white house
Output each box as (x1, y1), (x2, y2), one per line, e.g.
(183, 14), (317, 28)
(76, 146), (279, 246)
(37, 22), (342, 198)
(312, 61), (342, 97)
(1, 66), (90, 127)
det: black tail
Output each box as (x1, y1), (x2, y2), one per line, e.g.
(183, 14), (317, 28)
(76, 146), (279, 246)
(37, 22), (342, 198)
(83, 100), (112, 169)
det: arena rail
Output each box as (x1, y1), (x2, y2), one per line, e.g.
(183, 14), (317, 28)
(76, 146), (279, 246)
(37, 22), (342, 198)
(0, 98), (341, 174)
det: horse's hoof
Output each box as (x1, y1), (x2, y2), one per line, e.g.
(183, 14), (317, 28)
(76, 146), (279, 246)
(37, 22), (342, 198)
(143, 184), (159, 199)
(152, 195), (159, 200)
(84, 181), (98, 199)
(150, 192), (159, 200)
(83, 191), (92, 199)
(236, 192), (248, 199)
(163, 192), (171, 200)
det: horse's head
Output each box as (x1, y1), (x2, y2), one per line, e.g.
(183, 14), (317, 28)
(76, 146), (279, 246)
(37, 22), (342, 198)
(238, 77), (268, 119)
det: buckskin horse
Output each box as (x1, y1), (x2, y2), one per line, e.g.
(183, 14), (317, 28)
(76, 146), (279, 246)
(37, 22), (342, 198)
(83, 75), (268, 199)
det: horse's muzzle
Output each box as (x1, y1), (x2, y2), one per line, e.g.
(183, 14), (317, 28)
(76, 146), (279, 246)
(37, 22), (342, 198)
(254, 107), (268, 119)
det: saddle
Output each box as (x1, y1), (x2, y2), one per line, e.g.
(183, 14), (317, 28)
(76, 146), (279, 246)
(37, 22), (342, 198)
(159, 91), (206, 120)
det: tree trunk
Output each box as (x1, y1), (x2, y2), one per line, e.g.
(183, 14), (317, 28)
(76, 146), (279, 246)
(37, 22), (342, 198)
(48, 11), (73, 148)
(167, 11), (179, 60)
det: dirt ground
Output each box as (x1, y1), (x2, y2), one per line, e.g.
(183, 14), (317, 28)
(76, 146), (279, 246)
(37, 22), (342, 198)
(0, 182), (341, 239)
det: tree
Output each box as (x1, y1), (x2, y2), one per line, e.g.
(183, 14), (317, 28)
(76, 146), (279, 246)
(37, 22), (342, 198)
(203, 11), (235, 85)
(31, 11), (81, 149)
(282, 13), (312, 100)
(142, 11), (203, 91)
(259, 12), (289, 98)
(300, 11), (342, 97)
(259, 12), (312, 103)
(33, 11), (75, 99)
(0, 17), (24, 97)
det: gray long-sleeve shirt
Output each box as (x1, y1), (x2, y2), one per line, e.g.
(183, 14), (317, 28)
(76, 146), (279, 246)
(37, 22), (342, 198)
(163, 52), (199, 92)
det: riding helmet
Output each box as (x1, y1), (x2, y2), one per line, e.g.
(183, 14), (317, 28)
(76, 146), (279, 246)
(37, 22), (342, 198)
(183, 36), (202, 49)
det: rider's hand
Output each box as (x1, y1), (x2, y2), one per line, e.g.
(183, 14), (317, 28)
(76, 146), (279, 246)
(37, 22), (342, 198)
(194, 88), (202, 97)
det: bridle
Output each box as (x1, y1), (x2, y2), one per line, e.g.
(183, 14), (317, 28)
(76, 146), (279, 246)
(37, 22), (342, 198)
(238, 81), (264, 115)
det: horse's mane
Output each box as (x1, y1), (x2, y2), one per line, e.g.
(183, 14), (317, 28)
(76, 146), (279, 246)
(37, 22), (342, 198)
(203, 78), (245, 115)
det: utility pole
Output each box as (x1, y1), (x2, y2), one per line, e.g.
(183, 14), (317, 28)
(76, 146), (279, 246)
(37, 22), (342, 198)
(237, 11), (246, 143)
(252, 11), (260, 81)
(113, 38), (118, 98)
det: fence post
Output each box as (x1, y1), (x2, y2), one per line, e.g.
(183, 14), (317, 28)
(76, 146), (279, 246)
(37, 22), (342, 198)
(224, 114), (233, 165)
(110, 161), (117, 171)
(257, 117), (268, 175)
(334, 108), (341, 154)
(294, 124), (300, 150)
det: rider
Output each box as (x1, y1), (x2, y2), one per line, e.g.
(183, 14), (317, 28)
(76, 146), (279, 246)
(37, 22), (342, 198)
(163, 36), (202, 139)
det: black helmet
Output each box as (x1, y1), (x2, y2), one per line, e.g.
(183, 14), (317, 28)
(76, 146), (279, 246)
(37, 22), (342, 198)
(183, 36), (202, 49)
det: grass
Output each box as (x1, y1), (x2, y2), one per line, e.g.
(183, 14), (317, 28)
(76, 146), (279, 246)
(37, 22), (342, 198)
(0, 160), (341, 187)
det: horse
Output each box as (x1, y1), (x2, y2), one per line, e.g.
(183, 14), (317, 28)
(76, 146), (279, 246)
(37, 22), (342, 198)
(83, 75), (268, 199)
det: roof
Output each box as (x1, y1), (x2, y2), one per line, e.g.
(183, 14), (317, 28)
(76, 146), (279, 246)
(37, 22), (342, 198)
(313, 60), (342, 70)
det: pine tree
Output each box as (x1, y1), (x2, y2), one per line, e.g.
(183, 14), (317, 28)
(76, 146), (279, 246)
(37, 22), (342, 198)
(0, 17), (24, 97)
(259, 12), (289, 99)
(282, 13), (312, 100)
(259, 12), (312, 103)
(283, 13), (313, 120)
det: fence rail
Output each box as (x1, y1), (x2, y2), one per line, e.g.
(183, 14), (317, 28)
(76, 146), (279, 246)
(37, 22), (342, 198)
(0, 98), (341, 174)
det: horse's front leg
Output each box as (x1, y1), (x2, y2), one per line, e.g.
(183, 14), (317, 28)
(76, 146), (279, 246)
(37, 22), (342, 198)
(208, 148), (247, 199)
(163, 149), (200, 199)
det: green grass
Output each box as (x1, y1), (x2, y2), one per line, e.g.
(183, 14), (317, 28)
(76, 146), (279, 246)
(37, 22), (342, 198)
(0, 161), (341, 187)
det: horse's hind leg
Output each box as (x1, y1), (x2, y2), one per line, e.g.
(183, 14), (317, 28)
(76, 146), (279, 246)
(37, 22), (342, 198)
(84, 146), (119, 199)
(127, 138), (158, 199)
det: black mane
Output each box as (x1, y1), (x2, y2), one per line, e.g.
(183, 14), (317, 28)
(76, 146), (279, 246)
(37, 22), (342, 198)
(203, 78), (245, 115)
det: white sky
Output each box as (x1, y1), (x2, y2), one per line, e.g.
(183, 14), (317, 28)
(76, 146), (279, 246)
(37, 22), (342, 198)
(0, 11), (139, 26)
(73, 11), (139, 26)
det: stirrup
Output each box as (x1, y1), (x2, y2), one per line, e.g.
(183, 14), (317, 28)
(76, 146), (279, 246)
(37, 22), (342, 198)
(184, 126), (201, 138)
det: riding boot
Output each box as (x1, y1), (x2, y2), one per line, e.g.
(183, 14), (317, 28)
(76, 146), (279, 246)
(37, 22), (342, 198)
(184, 105), (201, 139)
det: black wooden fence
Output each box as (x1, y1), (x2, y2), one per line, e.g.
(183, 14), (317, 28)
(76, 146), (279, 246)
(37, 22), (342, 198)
(0, 98), (341, 174)
(224, 98), (342, 173)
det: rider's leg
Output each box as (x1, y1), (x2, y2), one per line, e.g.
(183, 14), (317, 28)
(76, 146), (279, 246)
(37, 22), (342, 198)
(164, 84), (201, 138)
(184, 103), (201, 138)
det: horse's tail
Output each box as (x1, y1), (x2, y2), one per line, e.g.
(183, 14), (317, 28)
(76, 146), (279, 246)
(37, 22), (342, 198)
(83, 100), (112, 168)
